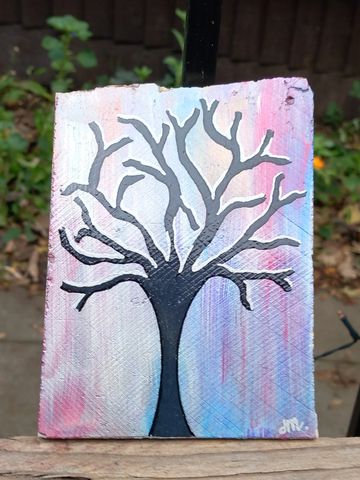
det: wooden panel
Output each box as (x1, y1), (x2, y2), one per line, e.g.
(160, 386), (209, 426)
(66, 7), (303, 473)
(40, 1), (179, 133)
(1, 437), (360, 478)
(345, 2), (360, 75)
(144, 0), (174, 47)
(113, 0), (145, 43)
(84, 0), (112, 38)
(39, 79), (315, 439)
(315, 0), (355, 72)
(0, 0), (20, 24)
(231, 0), (265, 62)
(289, 0), (325, 69)
(218, 0), (235, 57)
(52, 0), (83, 18)
(21, 0), (49, 27)
(260, 0), (297, 65)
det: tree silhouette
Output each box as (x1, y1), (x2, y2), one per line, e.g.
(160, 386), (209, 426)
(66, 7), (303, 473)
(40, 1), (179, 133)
(59, 98), (306, 437)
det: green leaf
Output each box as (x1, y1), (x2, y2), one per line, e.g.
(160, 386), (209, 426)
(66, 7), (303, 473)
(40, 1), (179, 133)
(323, 101), (343, 128)
(163, 55), (182, 87)
(318, 224), (333, 240)
(2, 88), (26, 105)
(2, 226), (21, 244)
(50, 78), (72, 93)
(0, 74), (15, 92)
(110, 67), (139, 85)
(19, 80), (52, 100)
(159, 73), (175, 88)
(0, 204), (8, 227)
(7, 133), (28, 152)
(41, 35), (62, 51)
(133, 66), (152, 82)
(47, 15), (92, 40)
(42, 35), (66, 63)
(344, 176), (359, 192)
(172, 28), (184, 51)
(51, 59), (75, 73)
(95, 74), (110, 86)
(76, 49), (97, 68)
(350, 80), (360, 100)
(175, 8), (186, 23)
(24, 224), (37, 242)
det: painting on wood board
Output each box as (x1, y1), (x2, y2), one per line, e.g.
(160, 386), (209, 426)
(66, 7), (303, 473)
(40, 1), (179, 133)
(39, 78), (317, 438)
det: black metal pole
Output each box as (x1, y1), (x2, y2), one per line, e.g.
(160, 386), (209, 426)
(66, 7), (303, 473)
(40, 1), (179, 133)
(182, 0), (222, 87)
(348, 387), (360, 436)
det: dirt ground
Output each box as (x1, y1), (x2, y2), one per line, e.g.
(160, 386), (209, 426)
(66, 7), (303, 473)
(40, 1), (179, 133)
(0, 287), (359, 437)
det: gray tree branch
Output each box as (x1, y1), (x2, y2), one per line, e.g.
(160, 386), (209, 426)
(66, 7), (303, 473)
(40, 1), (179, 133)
(206, 265), (295, 310)
(61, 273), (147, 311)
(61, 121), (164, 268)
(201, 173), (306, 270)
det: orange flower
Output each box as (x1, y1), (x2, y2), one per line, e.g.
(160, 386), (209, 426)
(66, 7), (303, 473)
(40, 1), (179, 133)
(313, 155), (325, 170)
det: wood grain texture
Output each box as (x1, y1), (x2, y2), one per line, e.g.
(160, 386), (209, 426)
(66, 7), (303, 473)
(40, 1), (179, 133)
(259, 0), (297, 65)
(0, 437), (360, 479)
(144, 0), (173, 47)
(84, 0), (112, 38)
(113, 0), (145, 44)
(315, 0), (355, 72)
(21, 0), (50, 28)
(39, 81), (315, 440)
(218, 0), (236, 57)
(52, 0), (83, 17)
(0, 0), (20, 24)
(345, 1), (360, 75)
(289, 0), (325, 70)
(231, 0), (265, 62)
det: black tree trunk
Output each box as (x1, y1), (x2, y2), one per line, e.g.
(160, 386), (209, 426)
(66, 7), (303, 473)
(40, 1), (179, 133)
(146, 274), (201, 437)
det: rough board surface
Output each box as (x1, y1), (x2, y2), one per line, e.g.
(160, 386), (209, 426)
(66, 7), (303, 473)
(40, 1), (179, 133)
(2, 437), (360, 479)
(39, 79), (316, 438)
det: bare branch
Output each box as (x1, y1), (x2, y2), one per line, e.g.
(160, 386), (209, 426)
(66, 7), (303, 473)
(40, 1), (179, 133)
(61, 121), (164, 267)
(70, 197), (154, 274)
(238, 269), (294, 291)
(179, 201), (199, 230)
(203, 173), (306, 268)
(218, 195), (266, 221)
(183, 195), (267, 272)
(116, 174), (145, 208)
(240, 237), (300, 251)
(120, 116), (201, 269)
(200, 99), (242, 204)
(59, 227), (127, 266)
(61, 273), (147, 311)
(88, 121), (132, 189)
(205, 266), (295, 310)
(200, 99), (242, 151)
(166, 108), (213, 211)
(119, 118), (181, 266)
(243, 130), (291, 171)
(118, 118), (170, 171)
(123, 159), (166, 183)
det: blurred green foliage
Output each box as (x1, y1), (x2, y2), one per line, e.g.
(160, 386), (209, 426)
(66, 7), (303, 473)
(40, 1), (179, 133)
(5, 9), (358, 247)
(314, 121), (360, 207)
(314, 89), (360, 239)
(42, 15), (97, 93)
(0, 74), (53, 235)
(0, 15), (99, 241)
(0, 12), (186, 243)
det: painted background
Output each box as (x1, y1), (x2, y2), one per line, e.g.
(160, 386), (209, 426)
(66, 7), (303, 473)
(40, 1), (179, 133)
(39, 78), (317, 438)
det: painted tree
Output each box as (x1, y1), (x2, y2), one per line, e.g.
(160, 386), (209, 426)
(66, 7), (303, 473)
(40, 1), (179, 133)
(60, 99), (306, 437)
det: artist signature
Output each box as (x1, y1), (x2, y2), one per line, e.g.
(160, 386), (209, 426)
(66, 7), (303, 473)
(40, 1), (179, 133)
(278, 417), (308, 435)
